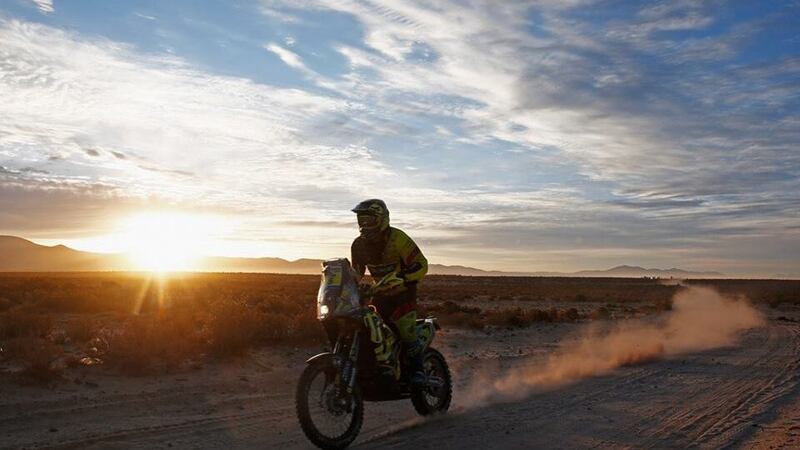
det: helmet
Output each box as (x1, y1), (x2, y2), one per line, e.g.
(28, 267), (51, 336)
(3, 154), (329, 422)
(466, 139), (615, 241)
(352, 199), (389, 241)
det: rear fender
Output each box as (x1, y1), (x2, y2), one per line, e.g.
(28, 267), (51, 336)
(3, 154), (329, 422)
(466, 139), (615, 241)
(415, 318), (439, 349)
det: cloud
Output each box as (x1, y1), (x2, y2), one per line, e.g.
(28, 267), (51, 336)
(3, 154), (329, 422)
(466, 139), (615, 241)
(0, 17), (400, 258)
(265, 42), (308, 71)
(0, 18), (378, 200)
(133, 12), (156, 21)
(2, 1), (799, 276)
(256, 0), (799, 273)
(30, 0), (53, 14)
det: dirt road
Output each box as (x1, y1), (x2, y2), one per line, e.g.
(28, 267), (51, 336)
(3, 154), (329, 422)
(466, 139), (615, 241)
(2, 309), (799, 449)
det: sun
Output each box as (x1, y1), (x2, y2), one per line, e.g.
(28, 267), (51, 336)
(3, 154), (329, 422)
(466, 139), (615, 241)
(119, 212), (221, 272)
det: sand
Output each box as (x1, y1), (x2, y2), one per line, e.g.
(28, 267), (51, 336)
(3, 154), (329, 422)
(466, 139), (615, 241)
(2, 304), (799, 449)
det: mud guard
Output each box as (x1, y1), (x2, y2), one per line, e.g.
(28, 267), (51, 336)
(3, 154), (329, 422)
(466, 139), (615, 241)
(305, 352), (334, 365)
(415, 318), (439, 350)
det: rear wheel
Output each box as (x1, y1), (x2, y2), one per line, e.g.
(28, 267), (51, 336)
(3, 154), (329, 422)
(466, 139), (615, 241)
(411, 347), (452, 416)
(296, 359), (363, 449)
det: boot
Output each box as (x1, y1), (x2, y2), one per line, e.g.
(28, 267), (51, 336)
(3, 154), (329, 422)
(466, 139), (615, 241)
(407, 344), (426, 386)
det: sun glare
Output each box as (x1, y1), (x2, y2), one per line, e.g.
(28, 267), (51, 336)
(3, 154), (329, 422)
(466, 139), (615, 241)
(119, 212), (222, 272)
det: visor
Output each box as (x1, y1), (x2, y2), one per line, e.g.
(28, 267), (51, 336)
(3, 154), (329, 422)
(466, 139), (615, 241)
(357, 214), (379, 229)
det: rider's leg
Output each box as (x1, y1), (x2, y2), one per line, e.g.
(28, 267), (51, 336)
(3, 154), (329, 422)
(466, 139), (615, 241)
(388, 286), (426, 385)
(374, 286), (426, 385)
(393, 308), (425, 385)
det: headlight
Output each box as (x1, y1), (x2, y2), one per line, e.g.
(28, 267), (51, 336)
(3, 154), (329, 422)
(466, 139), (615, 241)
(319, 304), (329, 317)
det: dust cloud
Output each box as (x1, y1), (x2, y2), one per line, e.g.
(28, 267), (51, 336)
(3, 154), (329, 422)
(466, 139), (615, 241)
(465, 286), (765, 407)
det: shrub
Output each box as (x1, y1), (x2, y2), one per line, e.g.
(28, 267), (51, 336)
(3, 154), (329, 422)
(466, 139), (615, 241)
(590, 306), (611, 320)
(422, 301), (583, 329)
(20, 339), (64, 384)
(563, 307), (580, 321)
(439, 311), (486, 330)
(65, 317), (97, 343)
(0, 310), (53, 339)
(655, 298), (673, 311)
(206, 299), (265, 357)
(103, 311), (204, 374)
(1, 336), (64, 384)
(102, 317), (159, 374)
(425, 300), (482, 315)
(287, 310), (325, 344)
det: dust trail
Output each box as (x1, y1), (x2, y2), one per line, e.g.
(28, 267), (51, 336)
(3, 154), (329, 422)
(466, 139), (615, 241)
(463, 286), (765, 408)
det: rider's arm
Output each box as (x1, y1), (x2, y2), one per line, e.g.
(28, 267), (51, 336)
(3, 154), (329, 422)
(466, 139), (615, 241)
(395, 230), (428, 284)
(350, 239), (367, 282)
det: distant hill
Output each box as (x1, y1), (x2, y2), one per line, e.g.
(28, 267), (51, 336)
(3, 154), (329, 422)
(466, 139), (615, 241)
(0, 235), (128, 271)
(0, 235), (725, 278)
(572, 265), (725, 278)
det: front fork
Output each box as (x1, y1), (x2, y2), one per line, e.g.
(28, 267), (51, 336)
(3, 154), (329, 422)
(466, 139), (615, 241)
(333, 330), (360, 405)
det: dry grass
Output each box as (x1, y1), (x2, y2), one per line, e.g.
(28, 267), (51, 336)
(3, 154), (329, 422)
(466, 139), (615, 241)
(1, 336), (64, 384)
(0, 273), (796, 381)
(422, 301), (581, 329)
(65, 316), (97, 343)
(101, 312), (204, 374)
(0, 273), (328, 378)
(0, 310), (53, 339)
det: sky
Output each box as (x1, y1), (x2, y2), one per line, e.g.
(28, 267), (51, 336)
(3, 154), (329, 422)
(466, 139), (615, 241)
(0, 0), (799, 276)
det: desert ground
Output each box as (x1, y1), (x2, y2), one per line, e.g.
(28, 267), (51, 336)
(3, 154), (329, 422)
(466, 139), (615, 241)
(1, 274), (799, 449)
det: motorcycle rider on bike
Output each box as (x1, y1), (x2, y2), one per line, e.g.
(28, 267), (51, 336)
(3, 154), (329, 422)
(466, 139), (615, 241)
(350, 199), (428, 386)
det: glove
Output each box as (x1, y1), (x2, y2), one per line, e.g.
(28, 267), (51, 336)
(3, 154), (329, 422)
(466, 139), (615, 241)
(369, 271), (406, 297)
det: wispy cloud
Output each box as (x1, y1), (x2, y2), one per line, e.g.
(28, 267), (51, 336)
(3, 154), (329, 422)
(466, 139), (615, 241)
(1, 0), (799, 275)
(29, 0), (53, 14)
(265, 43), (306, 71)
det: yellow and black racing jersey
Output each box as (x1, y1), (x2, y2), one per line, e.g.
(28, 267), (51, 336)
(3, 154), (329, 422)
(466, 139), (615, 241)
(351, 227), (428, 285)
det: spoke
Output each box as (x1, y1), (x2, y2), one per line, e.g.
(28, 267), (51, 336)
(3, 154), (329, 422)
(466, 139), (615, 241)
(306, 366), (355, 439)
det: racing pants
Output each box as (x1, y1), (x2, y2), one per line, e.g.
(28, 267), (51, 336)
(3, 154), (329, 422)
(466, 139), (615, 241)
(372, 284), (423, 367)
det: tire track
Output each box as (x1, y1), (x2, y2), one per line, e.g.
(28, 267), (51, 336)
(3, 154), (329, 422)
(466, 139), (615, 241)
(12, 403), (294, 450)
(361, 317), (800, 449)
(635, 326), (781, 446)
(690, 322), (800, 448)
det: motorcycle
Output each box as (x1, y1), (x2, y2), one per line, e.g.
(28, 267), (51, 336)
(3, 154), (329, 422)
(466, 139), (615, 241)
(296, 258), (452, 449)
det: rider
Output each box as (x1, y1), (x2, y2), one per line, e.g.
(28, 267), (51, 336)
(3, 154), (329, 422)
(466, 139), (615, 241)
(350, 199), (428, 385)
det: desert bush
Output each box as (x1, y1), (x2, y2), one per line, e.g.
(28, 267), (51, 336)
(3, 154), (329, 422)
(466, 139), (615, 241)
(1, 336), (64, 383)
(102, 311), (205, 374)
(65, 316), (97, 343)
(590, 306), (611, 320)
(19, 339), (64, 383)
(420, 301), (484, 329)
(441, 311), (486, 330)
(654, 297), (673, 311)
(102, 317), (160, 374)
(425, 300), (482, 315)
(485, 307), (532, 327)
(421, 301), (582, 329)
(486, 306), (582, 327)
(0, 310), (53, 339)
(206, 299), (265, 356)
(419, 275), (685, 304)
(0, 273), (795, 377)
(287, 310), (326, 343)
(563, 307), (580, 321)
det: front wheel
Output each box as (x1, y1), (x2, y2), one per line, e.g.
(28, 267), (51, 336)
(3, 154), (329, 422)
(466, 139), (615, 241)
(411, 347), (452, 416)
(296, 359), (364, 449)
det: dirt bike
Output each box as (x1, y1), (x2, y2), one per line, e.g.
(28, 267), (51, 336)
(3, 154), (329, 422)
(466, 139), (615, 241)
(296, 258), (452, 449)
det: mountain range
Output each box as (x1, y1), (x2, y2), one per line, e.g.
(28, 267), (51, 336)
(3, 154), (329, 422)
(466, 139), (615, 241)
(0, 235), (726, 278)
